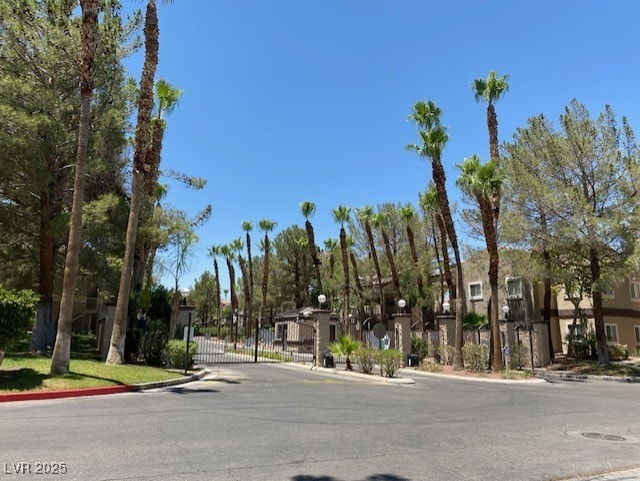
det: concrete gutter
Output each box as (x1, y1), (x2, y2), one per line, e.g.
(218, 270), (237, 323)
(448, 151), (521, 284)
(0, 369), (207, 403)
(535, 370), (640, 383)
(274, 361), (416, 385)
(400, 367), (548, 384)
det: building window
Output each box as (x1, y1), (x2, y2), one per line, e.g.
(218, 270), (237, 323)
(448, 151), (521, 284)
(605, 324), (618, 343)
(635, 326), (640, 344)
(601, 287), (615, 299)
(469, 282), (483, 301)
(506, 277), (523, 299)
(566, 323), (585, 337)
(630, 282), (640, 301)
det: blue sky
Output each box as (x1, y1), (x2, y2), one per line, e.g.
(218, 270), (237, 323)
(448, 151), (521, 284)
(122, 0), (640, 292)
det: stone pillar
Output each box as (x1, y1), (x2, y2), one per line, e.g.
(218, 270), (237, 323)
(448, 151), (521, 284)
(314, 309), (331, 367)
(393, 313), (411, 363)
(100, 301), (117, 361)
(532, 321), (551, 367)
(437, 315), (455, 347)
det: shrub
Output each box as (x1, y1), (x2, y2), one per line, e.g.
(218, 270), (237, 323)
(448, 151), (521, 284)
(461, 344), (488, 372)
(377, 349), (403, 378)
(354, 347), (377, 374)
(443, 345), (456, 366)
(607, 343), (629, 361)
(411, 336), (429, 363)
(166, 340), (198, 369)
(0, 286), (39, 365)
(329, 335), (361, 371)
(509, 344), (529, 370)
(141, 319), (170, 366)
(463, 311), (487, 329)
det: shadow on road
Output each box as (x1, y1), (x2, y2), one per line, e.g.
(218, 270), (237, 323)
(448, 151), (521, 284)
(163, 386), (219, 394)
(292, 474), (411, 481)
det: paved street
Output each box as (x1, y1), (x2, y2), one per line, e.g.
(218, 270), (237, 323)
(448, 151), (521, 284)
(1, 364), (639, 481)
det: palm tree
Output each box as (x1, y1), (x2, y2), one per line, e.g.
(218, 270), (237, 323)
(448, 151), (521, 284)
(356, 206), (385, 326)
(457, 154), (503, 371)
(167, 221), (198, 340)
(133, 78), (183, 291)
(242, 221), (254, 336)
(106, 0), (160, 365)
(372, 211), (401, 303)
(259, 219), (277, 326)
(419, 185), (453, 309)
(323, 238), (339, 278)
(346, 235), (364, 309)
(332, 205), (352, 322)
(50, 0), (100, 375)
(472, 71), (509, 228)
(296, 237), (311, 306)
(300, 201), (322, 294)
(407, 100), (466, 370)
(209, 245), (222, 337)
(328, 335), (361, 371)
(233, 237), (251, 336)
(400, 204), (425, 301)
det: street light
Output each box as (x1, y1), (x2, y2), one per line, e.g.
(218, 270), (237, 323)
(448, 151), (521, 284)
(398, 299), (406, 314)
(442, 301), (450, 314)
(318, 294), (326, 308)
(501, 304), (510, 319)
(181, 288), (193, 376)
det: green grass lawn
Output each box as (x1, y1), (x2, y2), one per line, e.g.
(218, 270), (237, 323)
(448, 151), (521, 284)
(0, 356), (184, 393)
(0, 335), (184, 393)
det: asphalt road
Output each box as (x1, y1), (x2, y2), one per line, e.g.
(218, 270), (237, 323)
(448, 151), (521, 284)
(1, 364), (639, 481)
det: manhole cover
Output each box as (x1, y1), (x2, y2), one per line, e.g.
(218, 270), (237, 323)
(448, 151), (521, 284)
(581, 432), (627, 442)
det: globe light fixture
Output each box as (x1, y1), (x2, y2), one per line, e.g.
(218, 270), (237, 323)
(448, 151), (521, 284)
(398, 299), (407, 313)
(318, 294), (327, 307)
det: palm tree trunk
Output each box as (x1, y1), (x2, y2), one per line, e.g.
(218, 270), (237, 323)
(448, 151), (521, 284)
(305, 220), (322, 294)
(50, 0), (99, 375)
(261, 234), (271, 329)
(106, 0), (159, 364)
(213, 258), (221, 337)
(339, 226), (350, 321)
(406, 226), (424, 300)
(365, 222), (385, 326)
(349, 251), (364, 306)
(431, 157), (466, 370)
(381, 227), (401, 302)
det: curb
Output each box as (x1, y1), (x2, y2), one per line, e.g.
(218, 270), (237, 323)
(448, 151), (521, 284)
(535, 371), (640, 383)
(0, 369), (207, 403)
(273, 361), (416, 385)
(400, 368), (548, 384)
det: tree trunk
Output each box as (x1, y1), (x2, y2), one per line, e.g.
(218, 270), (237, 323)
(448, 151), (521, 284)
(406, 226), (424, 300)
(169, 287), (181, 340)
(50, 0), (99, 375)
(106, 171), (143, 363)
(365, 222), (385, 326)
(590, 248), (609, 365)
(431, 157), (465, 370)
(381, 227), (401, 302)
(349, 251), (364, 306)
(106, 0), (159, 364)
(305, 220), (322, 294)
(260, 234), (270, 330)
(339, 226), (350, 320)
(213, 258), (221, 338)
(32, 193), (56, 353)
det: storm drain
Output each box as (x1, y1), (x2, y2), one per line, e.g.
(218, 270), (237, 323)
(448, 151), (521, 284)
(581, 432), (627, 442)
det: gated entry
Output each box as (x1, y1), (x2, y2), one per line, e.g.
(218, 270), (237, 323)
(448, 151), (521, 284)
(194, 321), (316, 364)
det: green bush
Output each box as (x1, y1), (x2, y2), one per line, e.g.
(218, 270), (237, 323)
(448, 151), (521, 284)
(354, 347), (377, 374)
(461, 344), (488, 372)
(607, 343), (629, 361)
(509, 344), (529, 369)
(411, 336), (429, 363)
(0, 286), (39, 364)
(443, 345), (456, 366)
(463, 311), (487, 329)
(377, 349), (403, 378)
(166, 340), (198, 369)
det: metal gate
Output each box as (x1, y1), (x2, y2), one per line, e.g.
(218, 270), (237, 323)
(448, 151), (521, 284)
(193, 322), (316, 364)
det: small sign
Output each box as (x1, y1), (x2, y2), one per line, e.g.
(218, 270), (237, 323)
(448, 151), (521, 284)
(503, 345), (510, 357)
(372, 322), (387, 340)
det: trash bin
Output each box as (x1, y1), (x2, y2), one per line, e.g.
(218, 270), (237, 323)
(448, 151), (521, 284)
(407, 353), (419, 367)
(322, 351), (335, 368)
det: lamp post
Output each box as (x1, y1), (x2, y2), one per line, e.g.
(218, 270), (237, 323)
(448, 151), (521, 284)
(398, 299), (406, 314)
(181, 288), (192, 376)
(442, 301), (450, 315)
(317, 294), (326, 309)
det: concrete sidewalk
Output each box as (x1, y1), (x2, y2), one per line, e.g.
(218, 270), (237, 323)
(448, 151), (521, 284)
(557, 465), (640, 481)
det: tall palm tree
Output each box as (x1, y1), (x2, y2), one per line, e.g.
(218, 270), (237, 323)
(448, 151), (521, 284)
(419, 185), (453, 308)
(407, 100), (466, 370)
(356, 206), (385, 326)
(400, 204), (425, 301)
(346, 235), (364, 308)
(472, 71), (509, 227)
(107, 0), (160, 365)
(296, 237), (311, 306)
(242, 221), (254, 336)
(209, 245), (222, 337)
(332, 205), (352, 322)
(259, 219), (277, 326)
(372, 211), (401, 303)
(50, 0), (100, 375)
(323, 238), (339, 278)
(133, 78), (183, 291)
(457, 154), (503, 371)
(300, 201), (322, 294)
(231, 237), (251, 336)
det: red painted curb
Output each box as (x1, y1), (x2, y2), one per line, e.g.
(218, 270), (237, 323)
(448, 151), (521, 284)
(0, 385), (132, 403)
